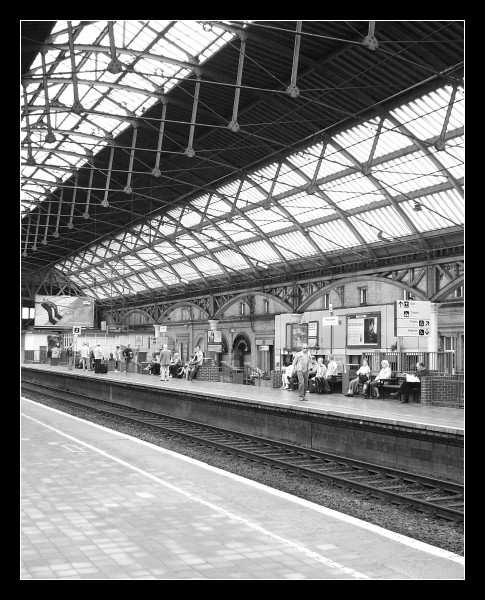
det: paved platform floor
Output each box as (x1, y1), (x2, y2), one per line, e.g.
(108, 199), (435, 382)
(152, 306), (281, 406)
(22, 363), (464, 434)
(21, 397), (464, 580)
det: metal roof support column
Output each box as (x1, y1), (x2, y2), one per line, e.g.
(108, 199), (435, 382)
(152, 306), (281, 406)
(362, 117), (384, 175)
(151, 100), (167, 177)
(306, 143), (327, 192)
(102, 144), (115, 207)
(106, 21), (123, 74)
(434, 85), (458, 151)
(32, 209), (41, 251)
(263, 161), (282, 209)
(286, 21), (302, 98)
(124, 122), (138, 193)
(67, 21), (83, 114)
(21, 82), (35, 166)
(83, 164), (94, 219)
(40, 50), (56, 144)
(67, 176), (78, 229)
(228, 32), (247, 133)
(53, 188), (64, 238)
(185, 77), (201, 157)
(41, 199), (51, 245)
(22, 213), (32, 257)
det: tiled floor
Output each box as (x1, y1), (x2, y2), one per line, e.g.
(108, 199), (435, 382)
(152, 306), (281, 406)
(21, 397), (464, 580)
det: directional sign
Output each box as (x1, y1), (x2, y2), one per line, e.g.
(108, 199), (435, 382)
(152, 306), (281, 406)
(395, 300), (431, 319)
(72, 326), (81, 335)
(396, 318), (430, 328)
(396, 327), (430, 337)
(322, 316), (339, 326)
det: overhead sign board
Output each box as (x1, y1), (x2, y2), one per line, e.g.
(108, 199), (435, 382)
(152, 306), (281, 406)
(395, 300), (432, 337)
(395, 300), (431, 319)
(72, 326), (81, 335)
(322, 316), (339, 326)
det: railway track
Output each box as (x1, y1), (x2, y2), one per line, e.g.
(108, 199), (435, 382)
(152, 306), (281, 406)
(21, 381), (464, 523)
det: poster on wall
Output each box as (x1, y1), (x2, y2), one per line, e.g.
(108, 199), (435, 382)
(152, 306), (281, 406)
(290, 323), (308, 351)
(34, 295), (95, 328)
(347, 314), (380, 347)
(207, 329), (222, 353)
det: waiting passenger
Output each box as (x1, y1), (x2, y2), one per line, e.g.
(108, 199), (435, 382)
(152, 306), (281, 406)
(159, 344), (172, 382)
(344, 359), (371, 397)
(80, 343), (90, 370)
(292, 345), (312, 401)
(368, 360), (392, 399)
(186, 346), (204, 381)
(114, 346), (121, 372)
(169, 353), (183, 378)
(314, 358), (329, 394)
(144, 352), (160, 376)
(390, 362), (430, 403)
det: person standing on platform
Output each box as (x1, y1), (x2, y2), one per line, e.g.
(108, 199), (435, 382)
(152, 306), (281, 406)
(122, 344), (134, 374)
(114, 346), (121, 372)
(93, 344), (103, 373)
(292, 344), (312, 401)
(368, 360), (392, 399)
(66, 343), (74, 370)
(186, 346), (204, 381)
(158, 345), (172, 382)
(80, 342), (90, 370)
(344, 358), (371, 397)
(390, 362), (430, 403)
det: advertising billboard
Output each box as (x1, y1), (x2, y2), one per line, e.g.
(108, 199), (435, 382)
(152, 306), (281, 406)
(346, 314), (380, 347)
(34, 295), (95, 328)
(207, 329), (222, 353)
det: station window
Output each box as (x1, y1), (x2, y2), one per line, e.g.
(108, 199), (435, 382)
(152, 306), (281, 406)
(323, 293), (330, 310)
(405, 290), (415, 300)
(240, 302), (246, 315)
(454, 285), (463, 298)
(263, 299), (270, 313)
(22, 307), (35, 319)
(359, 288), (367, 305)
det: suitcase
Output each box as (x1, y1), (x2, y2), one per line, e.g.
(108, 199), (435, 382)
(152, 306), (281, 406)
(99, 361), (108, 374)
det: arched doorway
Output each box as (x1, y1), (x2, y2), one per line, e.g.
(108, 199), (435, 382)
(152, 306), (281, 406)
(232, 332), (251, 369)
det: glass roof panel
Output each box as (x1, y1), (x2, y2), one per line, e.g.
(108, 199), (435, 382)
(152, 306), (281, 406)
(308, 220), (360, 252)
(268, 232), (316, 260)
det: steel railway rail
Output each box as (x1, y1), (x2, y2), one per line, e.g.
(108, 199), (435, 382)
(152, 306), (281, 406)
(21, 382), (464, 522)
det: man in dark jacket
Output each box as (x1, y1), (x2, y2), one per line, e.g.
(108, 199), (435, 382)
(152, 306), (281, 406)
(390, 362), (430, 403)
(122, 344), (134, 373)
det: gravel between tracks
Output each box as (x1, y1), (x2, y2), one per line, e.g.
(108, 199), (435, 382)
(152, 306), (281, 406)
(24, 394), (464, 557)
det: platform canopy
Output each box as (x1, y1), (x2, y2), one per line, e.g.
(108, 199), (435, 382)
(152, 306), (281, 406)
(21, 21), (464, 306)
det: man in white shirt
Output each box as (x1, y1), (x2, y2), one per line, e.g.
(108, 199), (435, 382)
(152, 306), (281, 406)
(80, 343), (90, 370)
(93, 344), (104, 373)
(292, 345), (312, 401)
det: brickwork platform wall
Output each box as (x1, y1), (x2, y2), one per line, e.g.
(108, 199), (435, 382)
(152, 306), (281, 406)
(421, 375), (464, 408)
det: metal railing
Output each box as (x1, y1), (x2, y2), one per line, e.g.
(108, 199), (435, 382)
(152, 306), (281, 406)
(363, 351), (456, 374)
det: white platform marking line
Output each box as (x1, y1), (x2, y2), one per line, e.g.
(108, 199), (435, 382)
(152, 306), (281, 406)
(21, 397), (464, 566)
(21, 410), (370, 579)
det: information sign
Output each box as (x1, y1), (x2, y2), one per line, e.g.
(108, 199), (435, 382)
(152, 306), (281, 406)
(395, 300), (431, 336)
(72, 326), (81, 335)
(322, 316), (339, 326)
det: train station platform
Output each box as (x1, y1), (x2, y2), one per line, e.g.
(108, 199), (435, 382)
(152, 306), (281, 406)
(21, 364), (464, 483)
(21, 397), (464, 580)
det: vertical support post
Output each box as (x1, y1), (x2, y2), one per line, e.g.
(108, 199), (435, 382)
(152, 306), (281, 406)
(152, 101), (167, 176)
(67, 21), (83, 114)
(32, 209), (41, 251)
(124, 123), (138, 193)
(107, 21), (123, 74)
(42, 200), (52, 245)
(428, 302), (439, 371)
(54, 188), (64, 237)
(22, 82), (36, 166)
(185, 78), (201, 157)
(102, 145), (115, 207)
(67, 176), (78, 229)
(228, 32), (247, 132)
(40, 50), (56, 143)
(22, 213), (32, 256)
(83, 164), (94, 219)
(286, 21), (302, 98)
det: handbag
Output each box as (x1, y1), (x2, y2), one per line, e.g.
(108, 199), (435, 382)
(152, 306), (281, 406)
(358, 373), (369, 383)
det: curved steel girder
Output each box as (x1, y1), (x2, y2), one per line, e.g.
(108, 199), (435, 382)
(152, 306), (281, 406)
(430, 275), (464, 303)
(326, 135), (430, 250)
(282, 157), (377, 258)
(159, 300), (210, 322)
(297, 274), (429, 312)
(213, 290), (292, 319)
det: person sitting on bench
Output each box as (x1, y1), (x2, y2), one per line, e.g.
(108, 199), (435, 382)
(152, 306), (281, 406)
(390, 362), (430, 403)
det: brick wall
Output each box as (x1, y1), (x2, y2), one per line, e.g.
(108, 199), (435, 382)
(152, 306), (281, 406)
(421, 375), (464, 408)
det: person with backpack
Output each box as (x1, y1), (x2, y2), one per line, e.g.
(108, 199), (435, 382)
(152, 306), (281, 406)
(122, 344), (134, 374)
